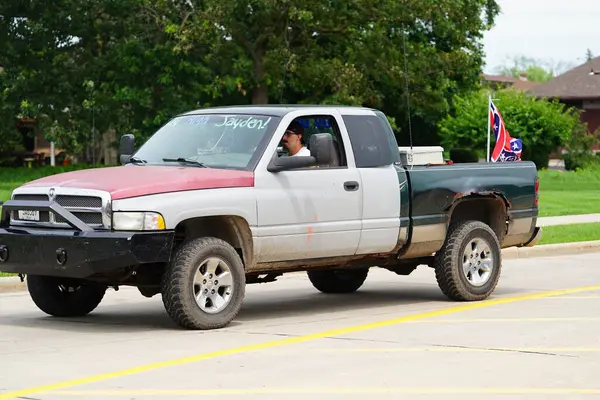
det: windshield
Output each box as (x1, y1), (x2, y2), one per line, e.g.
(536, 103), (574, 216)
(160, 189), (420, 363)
(132, 114), (280, 170)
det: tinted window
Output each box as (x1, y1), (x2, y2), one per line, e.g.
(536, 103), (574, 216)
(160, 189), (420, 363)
(342, 114), (400, 168)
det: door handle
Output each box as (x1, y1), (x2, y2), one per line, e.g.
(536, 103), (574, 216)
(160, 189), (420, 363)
(344, 181), (359, 191)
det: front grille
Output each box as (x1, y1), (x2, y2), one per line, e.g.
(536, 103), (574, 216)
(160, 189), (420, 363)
(55, 195), (102, 208)
(11, 191), (109, 229)
(55, 212), (103, 225)
(12, 194), (53, 223)
(13, 194), (48, 202)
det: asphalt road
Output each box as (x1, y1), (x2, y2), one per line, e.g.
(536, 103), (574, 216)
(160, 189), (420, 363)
(2, 252), (600, 399)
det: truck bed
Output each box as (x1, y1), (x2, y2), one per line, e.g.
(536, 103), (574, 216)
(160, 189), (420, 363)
(398, 160), (539, 258)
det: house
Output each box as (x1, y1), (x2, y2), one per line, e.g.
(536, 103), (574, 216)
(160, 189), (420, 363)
(15, 117), (65, 167)
(481, 74), (518, 90)
(481, 73), (540, 92)
(12, 117), (118, 167)
(529, 56), (600, 148)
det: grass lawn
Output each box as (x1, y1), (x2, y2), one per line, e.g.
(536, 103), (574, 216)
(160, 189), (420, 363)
(0, 165), (95, 210)
(538, 222), (600, 245)
(537, 168), (600, 217)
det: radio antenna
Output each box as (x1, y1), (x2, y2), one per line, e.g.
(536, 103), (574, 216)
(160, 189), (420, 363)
(401, 25), (414, 166)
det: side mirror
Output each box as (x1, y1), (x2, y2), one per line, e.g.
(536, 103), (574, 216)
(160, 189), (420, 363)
(119, 134), (135, 165)
(267, 154), (317, 172)
(309, 133), (334, 165)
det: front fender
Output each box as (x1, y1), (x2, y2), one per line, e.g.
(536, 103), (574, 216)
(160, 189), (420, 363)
(111, 187), (258, 230)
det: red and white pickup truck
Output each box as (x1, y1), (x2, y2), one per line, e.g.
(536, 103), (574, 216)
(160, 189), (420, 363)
(0, 105), (541, 330)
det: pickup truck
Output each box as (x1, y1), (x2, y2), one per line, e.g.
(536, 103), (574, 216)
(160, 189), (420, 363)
(0, 105), (541, 330)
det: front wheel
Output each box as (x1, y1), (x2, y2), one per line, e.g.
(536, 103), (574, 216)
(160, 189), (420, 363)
(27, 275), (107, 317)
(161, 237), (246, 330)
(434, 220), (502, 301)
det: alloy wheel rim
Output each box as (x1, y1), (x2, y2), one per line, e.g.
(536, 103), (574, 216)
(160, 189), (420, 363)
(192, 257), (234, 314)
(461, 238), (494, 287)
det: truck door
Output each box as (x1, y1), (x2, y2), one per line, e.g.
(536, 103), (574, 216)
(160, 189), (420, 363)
(253, 111), (363, 263)
(340, 110), (405, 255)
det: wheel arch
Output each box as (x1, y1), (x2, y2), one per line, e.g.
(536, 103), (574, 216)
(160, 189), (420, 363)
(447, 193), (509, 244)
(174, 215), (254, 270)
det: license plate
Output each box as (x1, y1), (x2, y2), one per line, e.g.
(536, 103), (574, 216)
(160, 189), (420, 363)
(18, 210), (40, 221)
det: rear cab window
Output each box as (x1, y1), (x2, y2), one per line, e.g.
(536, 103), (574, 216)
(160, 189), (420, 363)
(342, 111), (400, 168)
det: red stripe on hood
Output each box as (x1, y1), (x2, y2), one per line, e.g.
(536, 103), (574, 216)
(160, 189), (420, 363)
(21, 166), (254, 200)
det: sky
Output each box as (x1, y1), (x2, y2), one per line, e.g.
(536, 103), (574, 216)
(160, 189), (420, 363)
(482, 0), (600, 75)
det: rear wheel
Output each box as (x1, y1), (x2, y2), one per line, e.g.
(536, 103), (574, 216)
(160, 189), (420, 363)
(27, 275), (107, 317)
(434, 220), (501, 301)
(161, 237), (246, 330)
(307, 268), (369, 294)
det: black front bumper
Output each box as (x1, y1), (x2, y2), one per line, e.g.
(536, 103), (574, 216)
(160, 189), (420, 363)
(0, 199), (174, 279)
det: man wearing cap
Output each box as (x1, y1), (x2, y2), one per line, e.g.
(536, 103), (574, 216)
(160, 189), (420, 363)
(282, 120), (310, 157)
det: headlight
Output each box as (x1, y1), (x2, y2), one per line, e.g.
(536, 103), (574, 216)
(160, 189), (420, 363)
(112, 212), (166, 231)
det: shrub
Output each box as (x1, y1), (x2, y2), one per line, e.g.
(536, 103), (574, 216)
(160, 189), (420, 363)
(449, 148), (480, 163)
(438, 88), (583, 169)
(563, 125), (600, 171)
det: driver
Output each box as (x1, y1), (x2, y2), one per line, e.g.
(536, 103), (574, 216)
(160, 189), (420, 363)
(282, 120), (310, 157)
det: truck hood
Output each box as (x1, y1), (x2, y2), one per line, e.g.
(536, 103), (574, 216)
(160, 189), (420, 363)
(19, 166), (254, 200)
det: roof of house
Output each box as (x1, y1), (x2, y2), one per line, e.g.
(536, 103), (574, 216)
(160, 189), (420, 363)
(530, 56), (600, 100)
(512, 79), (540, 91)
(482, 74), (519, 83)
(481, 73), (541, 92)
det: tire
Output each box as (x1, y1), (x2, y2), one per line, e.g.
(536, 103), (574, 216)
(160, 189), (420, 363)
(434, 220), (502, 301)
(307, 268), (369, 294)
(27, 275), (107, 317)
(161, 237), (246, 330)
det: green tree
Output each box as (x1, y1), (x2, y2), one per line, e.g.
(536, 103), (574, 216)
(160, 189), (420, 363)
(585, 48), (594, 62)
(0, 0), (502, 160)
(0, 72), (26, 164)
(164, 0), (501, 145)
(563, 124), (600, 171)
(0, 0), (216, 163)
(438, 88), (583, 169)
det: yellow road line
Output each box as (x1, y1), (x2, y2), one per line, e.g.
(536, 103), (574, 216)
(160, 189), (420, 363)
(2, 284), (600, 400)
(413, 317), (600, 323)
(50, 387), (600, 396)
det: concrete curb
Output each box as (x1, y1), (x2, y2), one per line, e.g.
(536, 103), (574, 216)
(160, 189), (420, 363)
(502, 240), (600, 260)
(2, 241), (600, 294)
(537, 214), (600, 227)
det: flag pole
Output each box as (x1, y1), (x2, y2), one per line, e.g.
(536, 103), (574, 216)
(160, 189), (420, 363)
(486, 93), (491, 162)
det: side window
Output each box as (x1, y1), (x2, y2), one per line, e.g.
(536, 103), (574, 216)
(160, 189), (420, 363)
(278, 114), (347, 168)
(342, 114), (400, 168)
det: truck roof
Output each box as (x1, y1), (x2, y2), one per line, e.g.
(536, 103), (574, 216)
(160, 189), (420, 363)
(179, 104), (378, 117)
